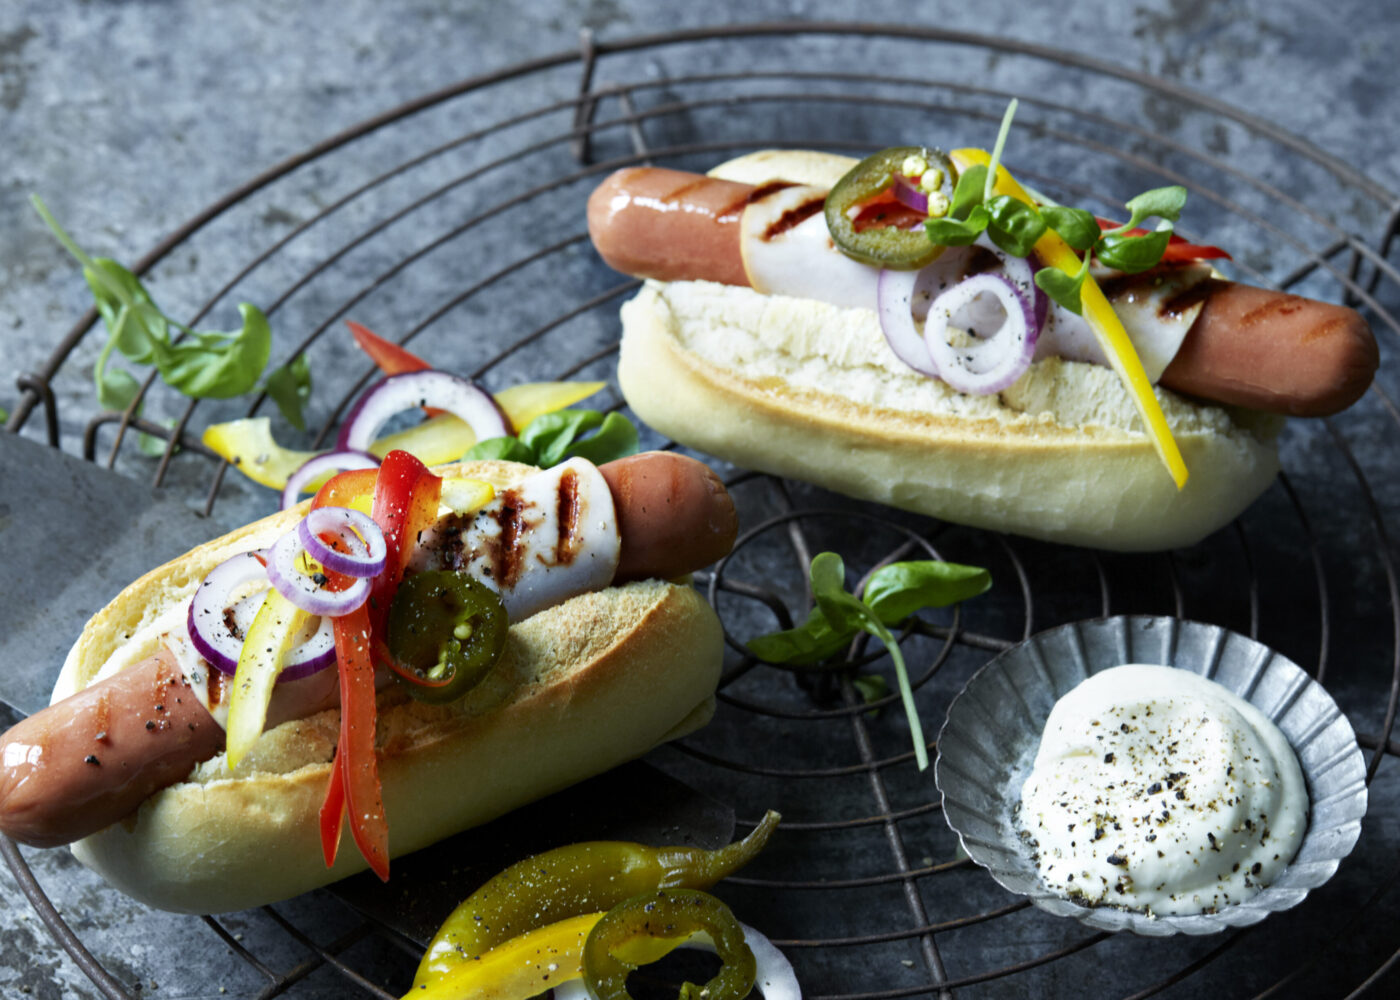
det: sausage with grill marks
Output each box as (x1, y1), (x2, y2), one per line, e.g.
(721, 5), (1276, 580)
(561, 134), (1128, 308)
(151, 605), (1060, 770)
(587, 166), (1378, 417)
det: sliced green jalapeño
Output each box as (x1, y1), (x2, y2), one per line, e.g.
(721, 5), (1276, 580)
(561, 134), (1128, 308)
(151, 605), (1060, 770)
(386, 570), (507, 704)
(823, 145), (956, 270)
(583, 889), (756, 1000)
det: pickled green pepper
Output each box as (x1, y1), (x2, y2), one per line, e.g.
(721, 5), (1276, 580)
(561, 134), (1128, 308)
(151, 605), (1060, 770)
(823, 145), (956, 269)
(412, 809), (781, 987)
(582, 889), (756, 1000)
(386, 569), (508, 703)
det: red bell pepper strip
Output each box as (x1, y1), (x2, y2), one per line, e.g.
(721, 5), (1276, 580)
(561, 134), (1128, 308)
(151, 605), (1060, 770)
(318, 743), (347, 867)
(309, 453), (441, 878)
(1093, 217), (1232, 262)
(331, 604), (389, 881)
(348, 320), (431, 374)
(347, 320), (446, 417)
(312, 467), (379, 511)
(367, 450), (443, 637)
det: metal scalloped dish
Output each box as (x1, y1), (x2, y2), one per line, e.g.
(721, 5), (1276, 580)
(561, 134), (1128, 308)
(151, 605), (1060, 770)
(934, 616), (1369, 936)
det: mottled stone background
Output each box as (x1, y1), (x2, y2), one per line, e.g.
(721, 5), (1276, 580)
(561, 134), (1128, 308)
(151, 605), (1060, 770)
(1, 1), (1397, 997)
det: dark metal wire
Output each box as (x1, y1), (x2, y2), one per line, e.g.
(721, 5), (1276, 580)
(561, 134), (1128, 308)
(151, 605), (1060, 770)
(6, 21), (1400, 1000)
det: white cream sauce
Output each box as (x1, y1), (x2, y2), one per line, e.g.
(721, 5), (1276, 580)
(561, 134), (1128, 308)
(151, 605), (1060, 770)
(1017, 664), (1307, 916)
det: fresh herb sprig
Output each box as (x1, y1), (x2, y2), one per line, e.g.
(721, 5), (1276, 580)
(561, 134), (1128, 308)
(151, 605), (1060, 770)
(32, 196), (311, 429)
(923, 102), (1189, 316)
(747, 552), (992, 770)
(465, 408), (640, 467)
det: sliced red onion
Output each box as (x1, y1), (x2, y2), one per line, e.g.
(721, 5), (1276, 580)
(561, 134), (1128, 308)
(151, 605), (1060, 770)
(267, 529), (370, 617)
(877, 266), (942, 377)
(549, 920), (800, 1000)
(281, 450), (380, 511)
(336, 371), (512, 454)
(187, 552), (338, 681)
(298, 506), (387, 579)
(923, 272), (1038, 395)
(188, 552), (270, 675)
(892, 173), (928, 215)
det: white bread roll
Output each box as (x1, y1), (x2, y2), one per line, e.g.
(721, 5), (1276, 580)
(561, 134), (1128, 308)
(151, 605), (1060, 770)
(616, 151), (1281, 552)
(56, 460), (722, 914)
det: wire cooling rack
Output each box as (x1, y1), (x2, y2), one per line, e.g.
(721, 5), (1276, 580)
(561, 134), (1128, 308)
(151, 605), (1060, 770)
(5, 22), (1400, 999)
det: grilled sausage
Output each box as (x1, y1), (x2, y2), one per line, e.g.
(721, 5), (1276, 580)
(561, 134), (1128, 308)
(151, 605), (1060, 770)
(587, 166), (1378, 417)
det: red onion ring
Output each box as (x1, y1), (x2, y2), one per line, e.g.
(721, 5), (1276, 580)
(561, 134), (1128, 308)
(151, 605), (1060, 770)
(876, 266), (942, 377)
(923, 272), (1038, 395)
(281, 449), (380, 511)
(187, 552), (338, 680)
(267, 529), (370, 617)
(336, 371), (512, 454)
(892, 173), (928, 215)
(298, 506), (387, 579)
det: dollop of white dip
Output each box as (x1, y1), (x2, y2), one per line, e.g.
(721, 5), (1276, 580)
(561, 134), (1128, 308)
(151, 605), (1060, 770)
(1017, 664), (1308, 916)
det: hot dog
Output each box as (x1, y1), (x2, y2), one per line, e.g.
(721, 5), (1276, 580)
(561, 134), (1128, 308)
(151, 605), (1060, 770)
(587, 149), (1375, 551)
(0, 452), (736, 912)
(588, 165), (1377, 418)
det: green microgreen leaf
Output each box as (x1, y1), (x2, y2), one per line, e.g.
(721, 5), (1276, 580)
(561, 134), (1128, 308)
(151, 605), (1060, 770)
(925, 204), (990, 247)
(949, 165), (989, 221)
(853, 673), (891, 716)
(984, 195), (1047, 257)
(153, 304), (271, 398)
(263, 354), (313, 432)
(1040, 205), (1101, 252)
(462, 435), (537, 464)
(1035, 255), (1092, 316)
(863, 561), (993, 625)
(478, 408), (642, 468)
(1112, 185), (1188, 233)
(564, 411), (640, 466)
(983, 98), (1019, 203)
(1096, 229), (1174, 273)
(34, 197), (291, 427)
(747, 552), (993, 771)
(519, 408), (605, 467)
(745, 605), (852, 666)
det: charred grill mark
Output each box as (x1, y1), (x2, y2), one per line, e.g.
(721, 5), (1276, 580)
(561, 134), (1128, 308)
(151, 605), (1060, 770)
(207, 668), (227, 710)
(491, 489), (526, 589)
(763, 196), (825, 240)
(555, 468), (580, 566)
(663, 178), (710, 204)
(1161, 277), (1227, 319)
(1095, 264), (1224, 320)
(717, 180), (794, 222)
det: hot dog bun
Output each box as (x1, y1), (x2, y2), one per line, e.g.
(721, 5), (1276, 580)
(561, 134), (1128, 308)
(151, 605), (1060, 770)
(616, 150), (1282, 552)
(55, 460), (722, 914)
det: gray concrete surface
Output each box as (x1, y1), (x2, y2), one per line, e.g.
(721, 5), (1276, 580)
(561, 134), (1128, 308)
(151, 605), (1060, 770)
(1, 1), (1398, 998)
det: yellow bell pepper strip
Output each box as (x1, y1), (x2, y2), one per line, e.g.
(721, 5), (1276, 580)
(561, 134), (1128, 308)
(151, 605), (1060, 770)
(439, 476), (495, 515)
(583, 889), (755, 1000)
(403, 913), (604, 1000)
(224, 588), (309, 768)
(414, 809), (781, 987)
(950, 148), (1189, 489)
(203, 382), (606, 493)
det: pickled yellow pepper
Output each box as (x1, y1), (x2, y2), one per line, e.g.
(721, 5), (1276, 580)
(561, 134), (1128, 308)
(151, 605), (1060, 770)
(412, 810), (781, 988)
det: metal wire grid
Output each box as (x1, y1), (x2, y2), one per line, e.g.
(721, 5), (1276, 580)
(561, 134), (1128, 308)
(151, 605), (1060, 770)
(4, 22), (1400, 999)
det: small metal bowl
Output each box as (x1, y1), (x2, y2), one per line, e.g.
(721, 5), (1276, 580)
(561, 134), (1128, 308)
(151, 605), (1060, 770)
(934, 616), (1368, 936)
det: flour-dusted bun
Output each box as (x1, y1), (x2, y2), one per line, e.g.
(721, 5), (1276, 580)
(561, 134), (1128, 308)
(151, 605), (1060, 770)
(616, 151), (1280, 552)
(57, 460), (722, 913)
